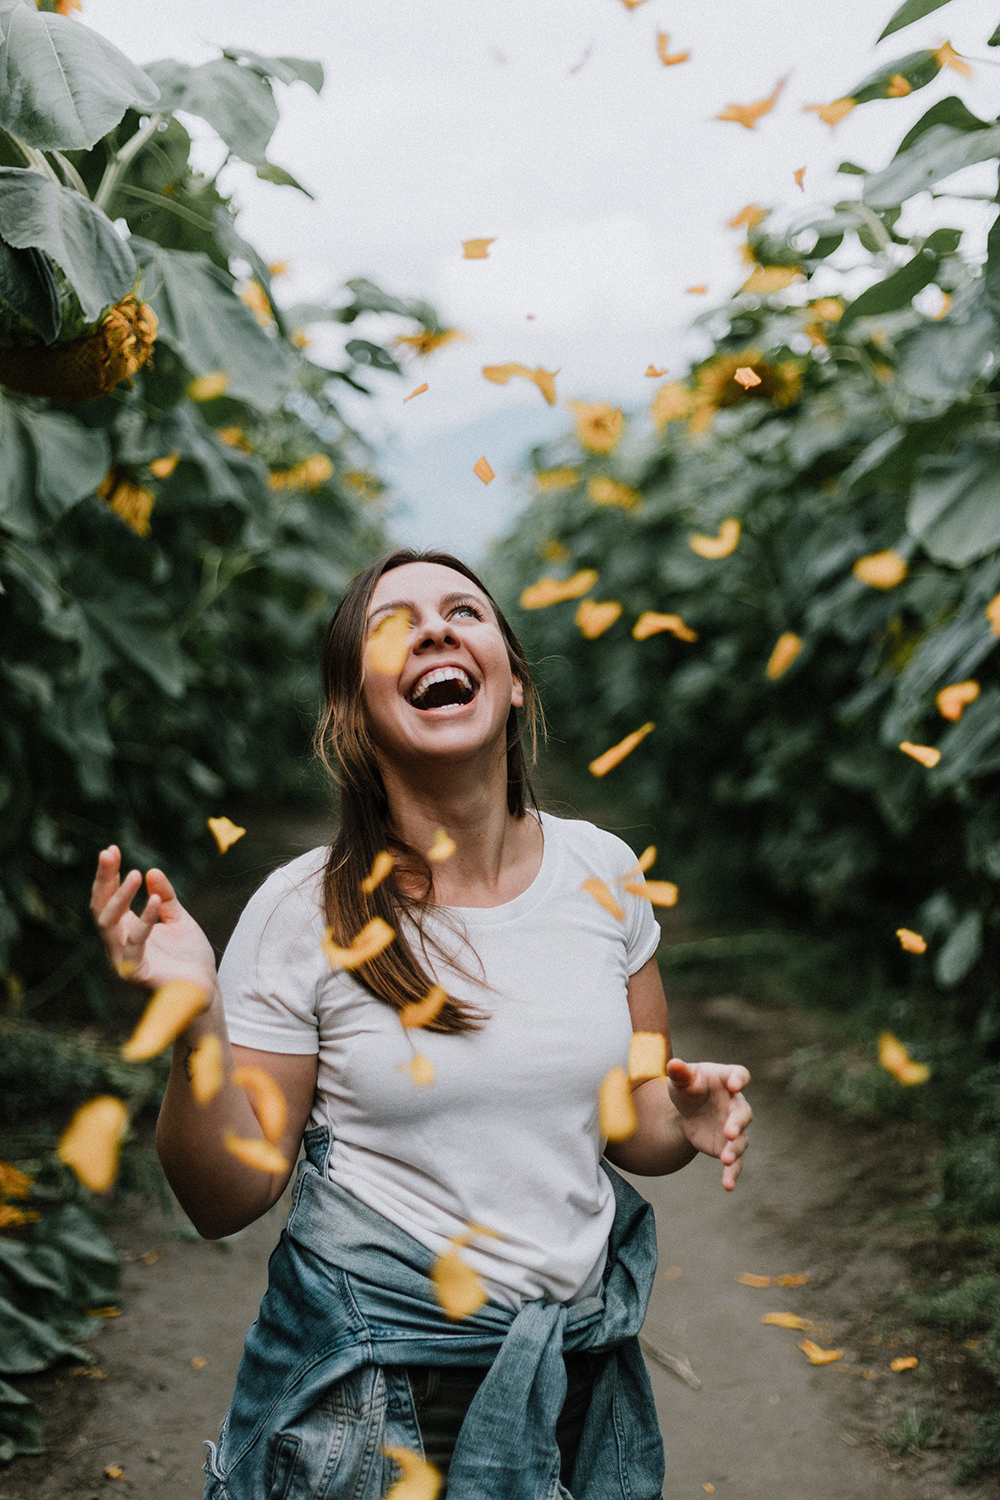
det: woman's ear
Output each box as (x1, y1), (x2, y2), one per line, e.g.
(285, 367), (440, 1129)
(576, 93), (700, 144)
(511, 675), (524, 709)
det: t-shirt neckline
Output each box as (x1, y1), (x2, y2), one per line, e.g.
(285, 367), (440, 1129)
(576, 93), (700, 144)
(436, 811), (560, 926)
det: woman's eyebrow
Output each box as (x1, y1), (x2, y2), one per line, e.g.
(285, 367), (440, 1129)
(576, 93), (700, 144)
(367, 590), (488, 624)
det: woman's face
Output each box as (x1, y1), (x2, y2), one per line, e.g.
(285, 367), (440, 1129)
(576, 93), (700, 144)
(361, 561), (523, 771)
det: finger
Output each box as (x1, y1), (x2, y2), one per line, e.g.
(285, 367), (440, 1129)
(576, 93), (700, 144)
(666, 1057), (696, 1090)
(720, 1128), (749, 1164)
(90, 845), (122, 916)
(145, 867), (180, 914)
(724, 1095), (753, 1139)
(722, 1156), (744, 1191)
(95, 867), (143, 932)
(727, 1066), (751, 1093)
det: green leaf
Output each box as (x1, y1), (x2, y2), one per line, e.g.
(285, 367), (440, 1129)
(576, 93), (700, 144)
(0, 1377), (42, 1459)
(838, 161), (867, 175)
(985, 204), (1000, 319)
(908, 445), (1000, 565)
(0, 240), (61, 344)
(335, 277), (439, 330)
(897, 305), (996, 403)
(895, 96), (992, 157)
(0, 169), (135, 324)
(132, 238), (294, 411)
(0, 0), (159, 151)
(0, 1291), (88, 1374)
(30, 1204), (121, 1307)
(863, 123), (1000, 210)
(990, 19), (1000, 44)
(878, 0), (953, 42)
(839, 229), (961, 326)
(221, 48), (323, 93)
(934, 910), (983, 987)
(143, 56), (278, 168)
(0, 397), (41, 539)
(850, 49), (942, 106)
(78, 580), (187, 698)
(345, 338), (402, 373)
(255, 159), (313, 197)
(17, 407), (110, 517)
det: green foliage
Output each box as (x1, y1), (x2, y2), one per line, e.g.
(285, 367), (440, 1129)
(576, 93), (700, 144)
(884, 1406), (941, 1455)
(494, 1), (1000, 1249)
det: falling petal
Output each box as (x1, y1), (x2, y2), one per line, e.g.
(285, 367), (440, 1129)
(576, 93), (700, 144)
(645, 365), (668, 377)
(207, 816), (246, 853)
(734, 366), (762, 389)
(400, 985), (448, 1029)
(268, 455), (334, 492)
(599, 1066), (638, 1140)
(766, 632), (803, 680)
(798, 1340), (844, 1365)
(794, 166), (806, 191)
(890, 1356), (918, 1371)
(189, 1034), (224, 1105)
(431, 1247), (487, 1319)
(587, 476), (641, 509)
(897, 927), (927, 954)
(716, 77), (786, 129)
(222, 1131), (289, 1174)
(987, 592), (1000, 634)
(618, 0), (650, 9)
(0, 1163), (33, 1200)
(473, 456), (495, 484)
(58, 1097), (128, 1193)
(520, 570), (598, 609)
(589, 722), (655, 777)
(761, 1312), (814, 1330)
(232, 1067), (288, 1144)
(900, 741), (940, 768)
(582, 878), (625, 920)
(568, 401), (623, 454)
(368, 607), (411, 675)
(686, 284), (708, 294)
(803, 97), (857, 126)
(104, 1465), (126, 1481)
(149, 452), (179, 478)
(624, 879), (678, 907)
(190, 1356), (207, 1368)
(322, 918), (396, 970)
(384, 1445), (443, 1500)
(396, 329), (463, 356)
(238, 279), (275, 328)
(935, 292), (953, 320)
(886, 72), (912, 95)
(852, 549), (908, 589)
(741, 265), (802, 293)
(122, 980), (207, 1061)
(575, 599), (623, 638)
(399, 1054), (436, 1087)
(482, 364), (559, 405)
(187, 371), (229, 402)
(736, 1272), (772, 1287)
(656, 32), (690, 65)
(628, 1031), (667, 1081)
(777, 1273), (811, 1286)
(362, 851), (394, 894)
(878, 1031), (931, 1085)
(936, 680), (979, 721)
(462, 238), (496, 258)
(637, 846), (657, 873)
(427, 829), (457, 862)
(689, 519), (741, 559)
(536, 467), (581, 492)
(933, 41), (970, 75)
(728, 204), (767, 229)
(403, 383), (428, 402)
(633, 611), (698, 643)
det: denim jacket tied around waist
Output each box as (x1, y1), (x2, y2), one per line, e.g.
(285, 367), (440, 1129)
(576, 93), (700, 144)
(203, 1125), (665, 1500)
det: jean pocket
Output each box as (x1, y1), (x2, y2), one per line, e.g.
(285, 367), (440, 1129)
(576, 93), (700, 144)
(268, 1433), (301, 1500)
(256, 1366), (388, 1500)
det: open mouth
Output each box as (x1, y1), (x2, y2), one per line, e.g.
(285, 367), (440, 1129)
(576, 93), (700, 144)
(408, 666), (476, 710)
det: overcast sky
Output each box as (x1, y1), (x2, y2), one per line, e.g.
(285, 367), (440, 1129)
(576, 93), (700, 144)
(86, 0), (1000, 555)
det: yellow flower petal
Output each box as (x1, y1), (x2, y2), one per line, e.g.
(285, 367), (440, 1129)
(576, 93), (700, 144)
(189, 1034), (224, 1105)
(878, 1031), (931, 1085)
(628, 1031), (666, 1081)
(777, 1272), (811, 1286)
(222, 1131), (289, 1174)
(645, 364), (667, 377)
(399, 986), (448, 1029)
(632, 611), (698, 643)
(890, 1355), (919, 1371)
(589, 722), (655, 777)
(599, 1066), (638, 1140)
(900, 741), (940, 768)
(741, 265), (802, 294)
(575, 599), (622, 638)
(736, 1272), (772, 1287)
(936, 680), (979, 722)
(587, 476), (641, 510)
(568, 401), (623, 454)
(689, 519), (741, 559)
(396, 329), (464, 356)
(886, 72), (912, 96)
(803, 97), (856, 126)
(0, 1162), (33, 1200)
(149, 452), (179, 479)
(473, 455), (495, 484)
(58, 1097), (128, 1193)
(987, 592), (1000, 634)
(322, 918), (396, 970)
(207, 816), (246, 853)
(462, 238), (495, 259)
(734, 366), (762, 389)
(766, 632), (803, 680)
(793, 166), (806, 191)
(399, 1054), (436, 1087)
(482, 364), (558, 405)
(852, 550), (908, 589)
(187, 371), (229, 402)
(932, 41), (970, 75)
(624, 879), (678, 907)
(403, 383), (428, 402)
(367, 606), (411, 676)
(582, 878), (625, 920)
(361, 851), (394, 894)
(536, 467), (580, 492)
(384, 1445), (443, 1500)
(520, 569), (598, 609)
(231, 1067), (287, 1144)
(896, 928), (927, 955)
(686, 284), (708, 294)
(656, 32), (689, 65)
(761, 1312), (814, 1330)
(728, 204), (767, 229)
(716, 77), (786, 129)
(798, 1340), (844, 1365)
(427, 829), (457, 862)
(122, 980), (207, 1061)
(431, 1247), (487, 1320)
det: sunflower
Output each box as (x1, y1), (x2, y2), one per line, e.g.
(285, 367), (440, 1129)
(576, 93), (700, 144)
(688, 351), (802, 434)
(395, 328), (464, 356)
(568, 401), (623, 454)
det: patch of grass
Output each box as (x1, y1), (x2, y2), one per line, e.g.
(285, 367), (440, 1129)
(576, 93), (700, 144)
(884, 1406), (942, 1456)
(955, 1411), (1000, 1484)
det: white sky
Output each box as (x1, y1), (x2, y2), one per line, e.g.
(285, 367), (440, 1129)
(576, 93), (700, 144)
(85, 0), (1000, 554)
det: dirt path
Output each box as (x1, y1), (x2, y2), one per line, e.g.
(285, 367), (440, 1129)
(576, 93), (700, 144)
(3, 820), (997, 1500)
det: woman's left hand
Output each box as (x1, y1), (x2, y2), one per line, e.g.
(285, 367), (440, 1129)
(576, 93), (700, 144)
(666, 1058), (752, 1190)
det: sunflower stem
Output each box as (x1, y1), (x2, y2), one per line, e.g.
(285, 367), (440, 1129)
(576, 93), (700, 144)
(94, 114), (164, 214)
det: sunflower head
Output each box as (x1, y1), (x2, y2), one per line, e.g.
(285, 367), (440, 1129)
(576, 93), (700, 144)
(569, 401), (623, 454)
(689, 351), (802, 433)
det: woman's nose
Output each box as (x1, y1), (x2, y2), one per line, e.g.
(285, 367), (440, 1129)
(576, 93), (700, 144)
(413, 614), (458, 651)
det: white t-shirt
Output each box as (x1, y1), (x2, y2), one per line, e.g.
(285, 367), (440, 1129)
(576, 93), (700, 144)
(219, 812), (660, 1310)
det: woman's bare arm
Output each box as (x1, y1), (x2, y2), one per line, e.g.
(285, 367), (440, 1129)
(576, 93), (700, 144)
(603, 954), (752, 1187)
(91, 846), (316, 1237)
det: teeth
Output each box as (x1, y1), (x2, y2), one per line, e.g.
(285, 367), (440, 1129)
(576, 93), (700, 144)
(410, 666), (473, 704)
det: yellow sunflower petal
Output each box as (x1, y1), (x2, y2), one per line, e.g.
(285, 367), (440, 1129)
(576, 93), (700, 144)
(121, 980), (207, 1061)
(58, 1097), (128, 1193)
(207, 816), (246, 853)
(589, 722), (655, 777)
(322, 918), (396, 970)
(599, 1066), (638, 1141)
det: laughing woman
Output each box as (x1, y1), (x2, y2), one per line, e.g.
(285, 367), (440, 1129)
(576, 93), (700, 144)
(90, 549), (752, 1500)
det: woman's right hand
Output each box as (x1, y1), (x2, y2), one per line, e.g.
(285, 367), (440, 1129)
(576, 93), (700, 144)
(90, 845), (217, 996)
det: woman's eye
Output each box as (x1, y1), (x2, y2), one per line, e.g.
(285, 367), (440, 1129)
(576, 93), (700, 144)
(452, 604), (482, 620)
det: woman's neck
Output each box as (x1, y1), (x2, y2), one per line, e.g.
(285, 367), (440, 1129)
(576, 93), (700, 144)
(381, 754), (542, 908)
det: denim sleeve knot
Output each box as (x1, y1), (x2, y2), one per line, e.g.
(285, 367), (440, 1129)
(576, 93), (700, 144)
(203, 1128), (664, 1500)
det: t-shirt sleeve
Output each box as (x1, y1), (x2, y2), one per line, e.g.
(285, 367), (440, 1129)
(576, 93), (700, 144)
(218, 855), (328, 1055)
(591, 826), (661, 976)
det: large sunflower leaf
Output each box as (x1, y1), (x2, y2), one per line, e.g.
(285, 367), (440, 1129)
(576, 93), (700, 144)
(0, 0), (159, 151)
(143, 56), (277, 168)
(864, 122), (1000, 210)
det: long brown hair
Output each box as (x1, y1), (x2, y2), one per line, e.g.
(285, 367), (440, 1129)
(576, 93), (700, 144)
(314, 549), (540, 1034)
